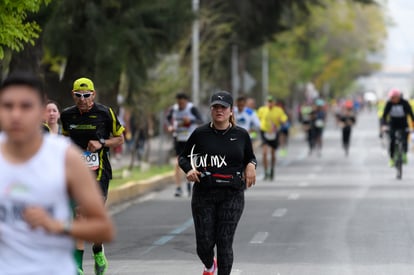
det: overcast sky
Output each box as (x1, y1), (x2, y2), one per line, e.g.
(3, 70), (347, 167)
(383, 0), (414, 70)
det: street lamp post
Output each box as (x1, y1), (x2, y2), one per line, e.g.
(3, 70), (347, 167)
(262, 45), (269, 102)
(192, 0), (200, 106)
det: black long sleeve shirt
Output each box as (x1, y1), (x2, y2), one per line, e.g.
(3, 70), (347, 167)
(179, 123), (256, 190)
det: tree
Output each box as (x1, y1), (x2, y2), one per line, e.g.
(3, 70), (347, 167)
(180, 0), (380, 99)
(42, 0), (193, 107)
(267, 0), (387, 101)
(0, 0), (51, 59)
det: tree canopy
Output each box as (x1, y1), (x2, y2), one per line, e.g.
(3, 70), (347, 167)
(0, 0), (387, 110)
(0, 0), (50, 59)
(267, 0), (387, 101)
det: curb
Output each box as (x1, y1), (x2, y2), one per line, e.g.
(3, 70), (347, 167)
(106, 171), (174, 207)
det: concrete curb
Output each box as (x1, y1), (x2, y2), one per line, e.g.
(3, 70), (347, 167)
(106, 171), (174, 207)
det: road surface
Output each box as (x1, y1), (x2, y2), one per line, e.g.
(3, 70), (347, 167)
(84, 110), (414, 275)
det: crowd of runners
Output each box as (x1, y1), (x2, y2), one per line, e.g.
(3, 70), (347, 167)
(2, 71), (411, 275)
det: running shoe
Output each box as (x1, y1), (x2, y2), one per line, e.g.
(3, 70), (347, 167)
(202, 257), (217, 275)
(174, 187), (183, 197)
(389, 159), (395, 167)
(94, 250), (108, 275)
(279, 148), (287, 157)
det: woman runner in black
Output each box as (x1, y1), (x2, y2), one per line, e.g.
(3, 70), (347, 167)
(179, 91), (256, 275)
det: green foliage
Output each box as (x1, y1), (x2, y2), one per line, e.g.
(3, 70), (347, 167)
(42, 0), (193, 108)
(110, 164), (173, 189)
(268, 0), (387, 100)
(0, 0), (50, 59)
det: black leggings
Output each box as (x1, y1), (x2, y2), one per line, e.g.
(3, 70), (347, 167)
(342, 127), (352, 148)
(191, 186), (244, 275)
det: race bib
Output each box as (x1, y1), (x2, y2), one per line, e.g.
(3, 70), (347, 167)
(264, 131), (277, 140)
(82, 151), (99, 170)
(315, 119), (324, 128)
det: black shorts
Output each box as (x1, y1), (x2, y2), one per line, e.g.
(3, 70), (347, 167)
(99, 177), (110, 200)
(70, 178), (108, 217)
(260, 131), (279, 149)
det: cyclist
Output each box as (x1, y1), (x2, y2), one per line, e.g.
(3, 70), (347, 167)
(166, 93), (203, 197)
(381, 88), (414, 167)
(257, 96), (288, 180)
(60, 77), (125, 275)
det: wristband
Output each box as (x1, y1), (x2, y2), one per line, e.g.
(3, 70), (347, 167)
(249, 160), (257, 169)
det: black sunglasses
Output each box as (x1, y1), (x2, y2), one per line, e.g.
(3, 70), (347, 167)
(73, 92), (93, 99)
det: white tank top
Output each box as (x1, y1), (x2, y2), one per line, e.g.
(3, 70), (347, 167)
(0, 134), (76, 275)
(172, 102), (199, 142)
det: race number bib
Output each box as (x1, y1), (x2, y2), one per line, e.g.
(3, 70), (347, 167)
(315, 119), (324, 128)
(264, 131), (277, 141)
(82, 151), (99, 170)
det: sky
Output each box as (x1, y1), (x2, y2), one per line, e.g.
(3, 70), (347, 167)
(383, 0), (414, 70)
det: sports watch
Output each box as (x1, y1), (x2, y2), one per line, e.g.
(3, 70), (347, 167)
(99, 138), (106, 147)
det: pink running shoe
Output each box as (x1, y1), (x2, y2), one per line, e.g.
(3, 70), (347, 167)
(202, 258), (217, 275)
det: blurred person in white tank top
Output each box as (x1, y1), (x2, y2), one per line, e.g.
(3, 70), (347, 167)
(0, 72), (114, 275)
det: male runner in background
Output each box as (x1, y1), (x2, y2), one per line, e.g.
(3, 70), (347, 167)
(61, 77), (124, 275)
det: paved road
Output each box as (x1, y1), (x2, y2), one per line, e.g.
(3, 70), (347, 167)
(84, 110), (414, 275)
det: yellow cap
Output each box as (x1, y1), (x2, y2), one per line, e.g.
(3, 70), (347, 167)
(72, 77), (95, 91)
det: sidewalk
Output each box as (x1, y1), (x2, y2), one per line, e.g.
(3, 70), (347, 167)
(107, 135), (175, 207)
(110, 134), (174, 170)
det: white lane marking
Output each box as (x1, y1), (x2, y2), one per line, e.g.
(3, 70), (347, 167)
(288, 193), (300, 200)
(298, 181), (309, 187)
(231, 269), (243, 275)
(153, 218), (193, 246)
(250, 232), (269, 244)
(272, 208), (287, 217)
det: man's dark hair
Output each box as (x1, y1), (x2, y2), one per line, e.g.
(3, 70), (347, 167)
(237, 95), (247, 102)
(0, 72), (46, 103)
(176, 93), (189, 100)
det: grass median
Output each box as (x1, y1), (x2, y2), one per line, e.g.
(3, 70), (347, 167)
(109, 164), (174, 189)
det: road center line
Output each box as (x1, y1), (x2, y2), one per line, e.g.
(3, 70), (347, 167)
(272, 208), (287, 217)
(153, 218), (193, 246)
(250, 232), (269, 244)
(288, 193), (300, 200)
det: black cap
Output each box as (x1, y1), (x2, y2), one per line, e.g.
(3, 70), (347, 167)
(210, 91), (233, 108)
